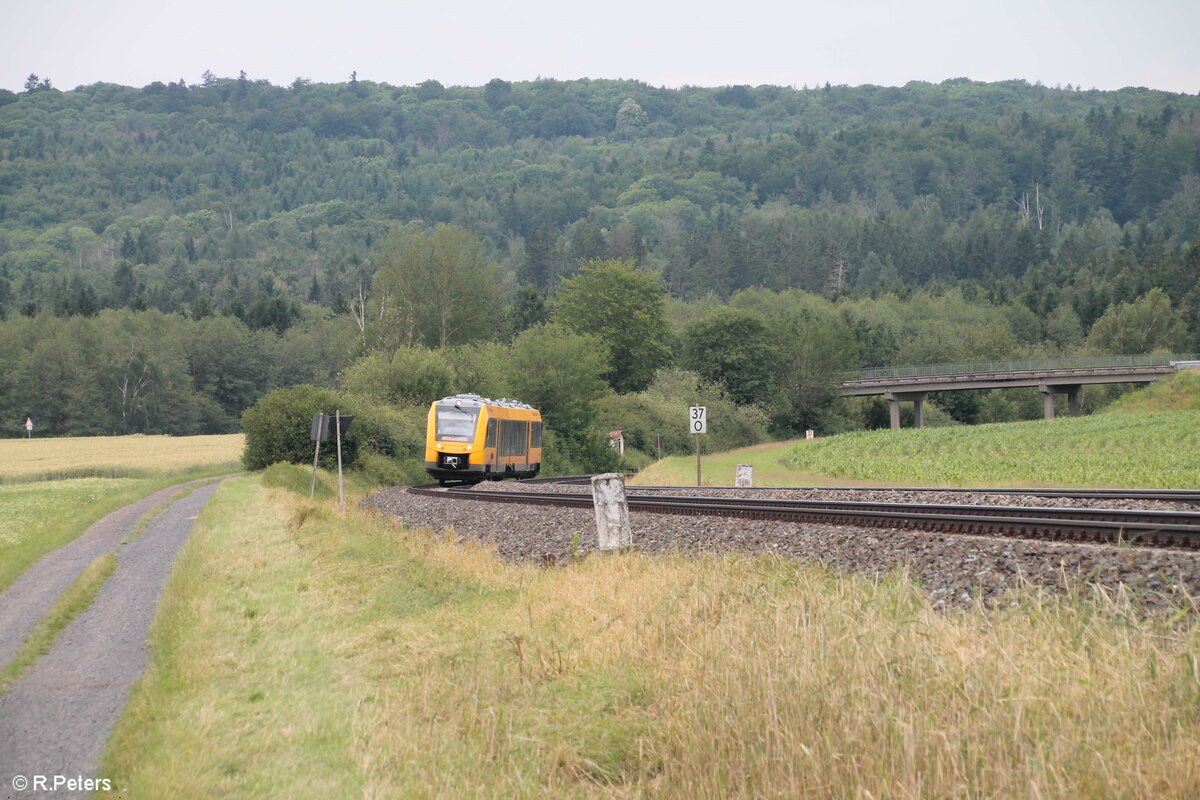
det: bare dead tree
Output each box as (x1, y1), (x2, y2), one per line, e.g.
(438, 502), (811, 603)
(1015, 183), (1046, 230)
(825, 255), (848, 296)
(115, 356), (152, 430)
(351, 280), (370, 349)
(1015, 192), (1032, 227)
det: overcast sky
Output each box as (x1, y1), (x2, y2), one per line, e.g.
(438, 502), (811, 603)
(2, 0), (1196, 95)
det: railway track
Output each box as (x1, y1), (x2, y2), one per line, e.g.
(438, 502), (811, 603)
(409, 481), (1200, 549)
(635, 485), (1200, 503)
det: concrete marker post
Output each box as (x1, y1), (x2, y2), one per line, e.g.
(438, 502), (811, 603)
(590, 473), (632, 551)
(735, 464), (753, 487)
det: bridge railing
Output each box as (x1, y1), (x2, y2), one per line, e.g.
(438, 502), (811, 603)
(843, 354), (1200, 383)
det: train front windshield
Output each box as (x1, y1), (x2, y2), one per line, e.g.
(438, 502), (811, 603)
(435, 405), (477, 442)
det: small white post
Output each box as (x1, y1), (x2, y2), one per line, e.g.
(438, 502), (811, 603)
(590, 473), (632, 551)
(335, 409), (345, 509)
(735, 464), (753, 487)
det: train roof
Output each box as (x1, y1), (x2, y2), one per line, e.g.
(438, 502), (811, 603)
(435, 393), (537, 411)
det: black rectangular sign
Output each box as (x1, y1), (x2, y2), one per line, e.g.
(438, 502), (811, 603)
(311, 413), (353, 442)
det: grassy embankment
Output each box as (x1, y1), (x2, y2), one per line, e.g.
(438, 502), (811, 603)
(104, 463), (1200, 797)
(0, 434), (243, 592)
(636, 403), (1200, 489)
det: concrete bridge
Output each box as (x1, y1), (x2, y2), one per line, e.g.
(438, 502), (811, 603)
(840, 354), (1199, 429)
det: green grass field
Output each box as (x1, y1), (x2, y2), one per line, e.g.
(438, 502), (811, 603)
(631, 439), (849, 486)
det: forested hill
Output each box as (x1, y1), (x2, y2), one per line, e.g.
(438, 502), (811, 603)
(1, 75), (1199, 442)
(1, 75), (1198, 317)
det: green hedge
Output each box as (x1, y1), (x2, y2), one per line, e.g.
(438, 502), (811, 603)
(242, 385), (429, 479)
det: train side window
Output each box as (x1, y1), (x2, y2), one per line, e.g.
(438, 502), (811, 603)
(486, 419), (496, 448)
(531, 422), (542, 448)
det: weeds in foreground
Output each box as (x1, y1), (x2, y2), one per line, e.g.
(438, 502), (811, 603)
(104, 467), (1200, 797)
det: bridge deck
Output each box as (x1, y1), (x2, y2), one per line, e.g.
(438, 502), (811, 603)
(841, 364), (1176, 396)
(837, 356), (1197, 429)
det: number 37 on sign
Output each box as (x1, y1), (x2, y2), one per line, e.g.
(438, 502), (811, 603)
(689, 406), (707, 434)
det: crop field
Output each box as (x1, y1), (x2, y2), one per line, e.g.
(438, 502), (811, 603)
(635, 409), (1200, 488)
(0, 434), (243, 592)
(783, 411), (1200, 488)
(102, 469), (1200, 798)
(0, 433), (243, 483)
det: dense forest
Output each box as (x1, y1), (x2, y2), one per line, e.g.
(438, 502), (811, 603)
(1, 74), (1198, 464)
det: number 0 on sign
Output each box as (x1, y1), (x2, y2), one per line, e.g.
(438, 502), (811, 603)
(689, 406), (707, 434)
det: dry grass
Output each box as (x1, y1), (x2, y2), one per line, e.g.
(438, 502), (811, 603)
(0, 433), (243, 483)
(102, 476), (362, 798)
(106, 467), (1200, 798)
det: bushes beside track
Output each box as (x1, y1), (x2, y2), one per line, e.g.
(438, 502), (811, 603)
(242, 358), (771, 484)
(241, 385), (426, 484)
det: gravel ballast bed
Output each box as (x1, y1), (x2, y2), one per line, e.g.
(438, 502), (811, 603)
(364, 485), (1200, 609)
(470, 481), (1200, 512)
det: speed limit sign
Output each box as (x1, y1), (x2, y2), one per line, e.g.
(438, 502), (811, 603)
(689, 406), (707, 434)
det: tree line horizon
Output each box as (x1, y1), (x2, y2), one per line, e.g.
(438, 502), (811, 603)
(0, 73), (1196, 459)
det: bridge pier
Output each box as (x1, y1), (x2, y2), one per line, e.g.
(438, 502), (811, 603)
(1039, 384), (1082, 420)
(885, 391), (927, 430)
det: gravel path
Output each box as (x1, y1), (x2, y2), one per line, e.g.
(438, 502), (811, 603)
(0, 481), (221, 799)
(365, 484), (1200, 610)
(0, 478), (218, 670)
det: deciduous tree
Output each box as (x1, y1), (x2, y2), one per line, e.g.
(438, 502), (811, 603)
(551, 259), (671, 393)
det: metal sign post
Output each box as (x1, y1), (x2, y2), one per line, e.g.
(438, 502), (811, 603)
(309, 412), (353, 505)
(689, 406), (706, 487)
(310, 412), (327, 498)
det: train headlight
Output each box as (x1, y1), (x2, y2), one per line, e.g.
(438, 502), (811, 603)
(466, 445), (472, 451)
(436, 443), (443, 450)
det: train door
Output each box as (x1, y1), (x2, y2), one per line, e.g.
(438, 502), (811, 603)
(485, 418), (497, 473)
(521, 420), (529, 472)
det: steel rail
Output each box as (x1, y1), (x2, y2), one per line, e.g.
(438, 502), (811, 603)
(631, 486), (1200, 503)
(410, 485), (1200, 549)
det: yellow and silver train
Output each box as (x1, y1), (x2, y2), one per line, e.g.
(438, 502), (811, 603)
(425, 394), (543, 484)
